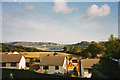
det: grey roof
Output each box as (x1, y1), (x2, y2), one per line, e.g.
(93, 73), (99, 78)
(0, 54), (22, 63)
(40, 56), (66, 66)
(81, 59), (100, 69)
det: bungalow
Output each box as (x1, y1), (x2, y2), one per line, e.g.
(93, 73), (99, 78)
(0, 52), (26, 69)
(39, 56), (68, 75)
(80, 59), (100, 78)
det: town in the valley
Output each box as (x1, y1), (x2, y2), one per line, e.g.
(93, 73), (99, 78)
(0, 35), (120, 79)
(1, 1), (120, 79)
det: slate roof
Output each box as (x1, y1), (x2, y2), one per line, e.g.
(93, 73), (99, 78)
(0, 54), (22, 63)
(81, 59), (100, 69)
(40, 56), (66, 66)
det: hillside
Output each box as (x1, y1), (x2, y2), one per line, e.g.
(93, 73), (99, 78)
(5, 41), (65, 50)
(66, 41), (106, 49)
(3, 41), (106, 52)
(73, 41), (90, 48)
(1, 43), (43, 52)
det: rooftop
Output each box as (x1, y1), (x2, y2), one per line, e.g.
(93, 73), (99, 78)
(40, 56), (66, 66)
(0, 54), (23, 63)
(81, 59), (100, 69)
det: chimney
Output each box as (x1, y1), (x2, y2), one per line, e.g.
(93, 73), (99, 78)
(78, 57), (81, 77)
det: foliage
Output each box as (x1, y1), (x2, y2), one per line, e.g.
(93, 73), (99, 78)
(104, 34), (120, 59)
(92, 34), (120, 78)
(2, 43), (43, 52)
(81, 42), (105, 58)
(73, 67), (78, 76)
(63, 41), (105, 58)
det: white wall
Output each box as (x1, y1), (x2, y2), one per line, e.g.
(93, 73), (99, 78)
(19, 55), (26, 69)
(0, 63), (19, 69)
(40, 66), (65, 74)
(83, 69), (92, 78)
(39, 57), (67, 74)
(81, 64), (84, 77)
(63, 57), (67, 70)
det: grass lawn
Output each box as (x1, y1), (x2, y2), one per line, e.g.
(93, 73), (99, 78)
(19, 52), (71, 58)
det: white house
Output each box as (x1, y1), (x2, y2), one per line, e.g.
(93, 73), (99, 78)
(0, 52), (26, 69)
(39, 56), (68, 75)
(79, 59), (100, 78)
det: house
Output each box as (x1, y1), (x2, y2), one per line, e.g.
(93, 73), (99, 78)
(0, 52), (26, 69)
(79, 59), (100, 78)
(39, 56), (68, 75)
(70, 57), (78, 66)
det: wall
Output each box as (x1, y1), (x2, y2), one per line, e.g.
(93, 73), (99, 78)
(19, 55), (26, 69)
(81, 64), (84, 77)
(40, 66), (65, 74)
(0, 63), (19, 69)
(83, 69), (92, 78)
(63, 57), (67, 70)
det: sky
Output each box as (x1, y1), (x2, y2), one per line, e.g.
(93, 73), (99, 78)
(2, 1), (118, 44)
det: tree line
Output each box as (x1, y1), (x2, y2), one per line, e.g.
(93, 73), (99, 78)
(63, 41), (105, 58)
(1, 43), (43, 52)
(92, 34), (120, 78)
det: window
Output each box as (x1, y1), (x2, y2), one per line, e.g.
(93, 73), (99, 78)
(88, 69), (92, 73)
(72, 60), (77, 63)
(55, 66), (59, 70)
(11, 62), (16, 67)
(43, 66), (49, 70)
(2, 63), (6, 67)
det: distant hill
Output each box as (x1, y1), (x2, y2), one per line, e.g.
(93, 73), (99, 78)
(3, 41), (106, 52)
(73, 41), (90, 48)
(5, 41), (65, 51)
(1, 43), (43, 52)
(67, 41), (106, 49)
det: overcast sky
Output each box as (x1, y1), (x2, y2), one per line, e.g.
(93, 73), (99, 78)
(2, 1), (118, 44)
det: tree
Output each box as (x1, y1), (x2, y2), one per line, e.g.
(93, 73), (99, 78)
(73, 67), (78, 76)
(73, 47), (81, 53)
(92, 34), (120, 78)
(69, 46), (74, 53)
(63, 46), (69, 52)
(84, 42), (105, 58)
(104, 34), (120, 59)
(87, 52), (92, 58)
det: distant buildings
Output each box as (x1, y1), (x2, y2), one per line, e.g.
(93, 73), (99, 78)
(0, 52), (26, 69)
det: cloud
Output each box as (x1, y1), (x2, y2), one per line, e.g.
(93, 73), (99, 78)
(25, 5), (34, 11)
(53, 0), (77, 14)
(86, 4), (111, 19)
